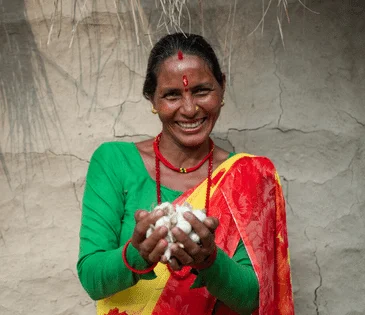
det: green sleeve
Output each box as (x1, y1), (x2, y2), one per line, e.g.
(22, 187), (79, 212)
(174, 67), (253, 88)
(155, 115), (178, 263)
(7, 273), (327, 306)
(77, 144), (155, 301)
(191, 240), (259, 314)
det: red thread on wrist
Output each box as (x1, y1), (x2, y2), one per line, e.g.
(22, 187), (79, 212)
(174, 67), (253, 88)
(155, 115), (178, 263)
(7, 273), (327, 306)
(191, 245), (218, 270)
(122, 239), (157, 274)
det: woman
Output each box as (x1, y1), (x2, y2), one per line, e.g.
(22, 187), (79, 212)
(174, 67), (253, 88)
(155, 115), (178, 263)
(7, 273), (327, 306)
(77, 33), (294, 315)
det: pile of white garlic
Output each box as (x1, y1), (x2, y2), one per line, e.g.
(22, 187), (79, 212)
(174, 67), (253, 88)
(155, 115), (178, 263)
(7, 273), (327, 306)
(146, 202), (207, 261)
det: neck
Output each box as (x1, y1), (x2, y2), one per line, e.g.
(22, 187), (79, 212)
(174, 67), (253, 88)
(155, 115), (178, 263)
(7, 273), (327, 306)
(158, 133), (212, 169)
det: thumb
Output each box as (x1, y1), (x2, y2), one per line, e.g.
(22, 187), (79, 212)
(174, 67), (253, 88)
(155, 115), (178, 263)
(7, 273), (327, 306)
(204, 217), (219, 232)
(134, 210), (148, 222)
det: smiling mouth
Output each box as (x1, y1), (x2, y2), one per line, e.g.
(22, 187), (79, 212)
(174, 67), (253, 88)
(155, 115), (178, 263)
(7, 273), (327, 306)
(176, 118), (205, 129)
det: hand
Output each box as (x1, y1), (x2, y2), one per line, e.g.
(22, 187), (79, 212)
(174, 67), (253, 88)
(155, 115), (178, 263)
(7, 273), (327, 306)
(131, 210), (169, 264)
(167, 212), (219, 271)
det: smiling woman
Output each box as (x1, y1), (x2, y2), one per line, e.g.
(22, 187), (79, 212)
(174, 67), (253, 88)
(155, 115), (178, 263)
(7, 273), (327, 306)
(151, 53), (224, 149)
(77, 33), (294, 315)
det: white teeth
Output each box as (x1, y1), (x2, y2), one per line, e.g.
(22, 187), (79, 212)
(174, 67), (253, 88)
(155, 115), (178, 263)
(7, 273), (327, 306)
(177, 119), (204, 129)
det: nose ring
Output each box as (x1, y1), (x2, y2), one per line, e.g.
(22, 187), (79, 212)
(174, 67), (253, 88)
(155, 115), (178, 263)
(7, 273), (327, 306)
(195, 106), (199, 112)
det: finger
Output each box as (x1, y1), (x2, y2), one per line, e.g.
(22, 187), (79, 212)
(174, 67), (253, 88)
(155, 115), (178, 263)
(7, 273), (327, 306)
(148, 238), (168, 263)
(134, 209), (148, 221)
(168, 257), (183, 271)
(183, 212), (215, 249)
(132, 210), (165, 245)
(203, 217), (219, 233)
(171, 226), (206, 263)
(169, 242), (194, 265)
(138, 226), (168, 258)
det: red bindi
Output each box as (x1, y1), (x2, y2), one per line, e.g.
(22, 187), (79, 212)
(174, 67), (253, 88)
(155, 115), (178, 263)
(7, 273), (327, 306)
(182, 75), (188, 87)
(178, 50), (184, 60)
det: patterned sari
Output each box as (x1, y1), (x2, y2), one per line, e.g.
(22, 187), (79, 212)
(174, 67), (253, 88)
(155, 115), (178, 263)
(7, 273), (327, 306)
(97, 154), (294, 315)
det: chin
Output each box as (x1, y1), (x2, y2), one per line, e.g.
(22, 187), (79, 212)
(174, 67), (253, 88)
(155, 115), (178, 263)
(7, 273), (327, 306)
(176, 132), (212, 148)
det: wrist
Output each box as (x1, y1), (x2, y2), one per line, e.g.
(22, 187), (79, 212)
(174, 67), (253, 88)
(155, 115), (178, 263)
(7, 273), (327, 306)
(191, 245), (218, 271)
(122, 239), (157, 274)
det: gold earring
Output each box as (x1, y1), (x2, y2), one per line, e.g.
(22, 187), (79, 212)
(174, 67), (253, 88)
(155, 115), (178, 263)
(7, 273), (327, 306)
(195, 105), (199, 112)
(151, 106), (158, 114)
(221, 98), (225, 106)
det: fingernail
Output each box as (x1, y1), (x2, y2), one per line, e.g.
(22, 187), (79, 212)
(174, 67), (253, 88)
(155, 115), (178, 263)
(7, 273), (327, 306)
(159, 226), (167, 234)
(160, 239), (167, 247)
(184, 212), (193, 219)
(155, 210), (163, 217)
(205, 218), (213, 225)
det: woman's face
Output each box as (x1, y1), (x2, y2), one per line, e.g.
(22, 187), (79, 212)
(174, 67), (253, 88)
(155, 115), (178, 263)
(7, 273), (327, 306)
(151, 53), (225, 148)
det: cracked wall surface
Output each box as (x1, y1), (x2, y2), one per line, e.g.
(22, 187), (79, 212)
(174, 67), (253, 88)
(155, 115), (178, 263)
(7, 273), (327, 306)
(0, 1), (364, 314)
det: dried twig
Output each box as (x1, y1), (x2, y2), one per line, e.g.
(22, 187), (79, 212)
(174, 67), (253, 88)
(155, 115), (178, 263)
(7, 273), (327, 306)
(69, 0), (89, 48)
(130, 0), (140, 45)
(156, 0), (188, 34)
(228, 0), (237, 86)
(298, 0), (320, 14)
(134, 0), (153, 47)
(277, 15), (285, 48)
(114, 0), (125, 31)
(222, 1), (232, 71)
(47, 0), (59, 45)
(249, 0), (274, 36)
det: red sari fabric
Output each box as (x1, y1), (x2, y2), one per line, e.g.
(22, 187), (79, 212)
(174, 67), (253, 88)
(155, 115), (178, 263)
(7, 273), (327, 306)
(153, 155), (294, 315)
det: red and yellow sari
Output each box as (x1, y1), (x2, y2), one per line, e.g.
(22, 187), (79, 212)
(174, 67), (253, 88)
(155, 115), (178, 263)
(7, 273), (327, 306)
(97, 154), (294, 315)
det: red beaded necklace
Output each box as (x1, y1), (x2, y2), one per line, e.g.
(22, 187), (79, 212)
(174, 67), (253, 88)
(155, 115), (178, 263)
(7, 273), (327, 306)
(153, 133), (214, 213)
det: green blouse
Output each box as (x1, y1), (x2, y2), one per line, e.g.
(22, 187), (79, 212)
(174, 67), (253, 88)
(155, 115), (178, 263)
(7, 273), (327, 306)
(77, 142), (259, 314)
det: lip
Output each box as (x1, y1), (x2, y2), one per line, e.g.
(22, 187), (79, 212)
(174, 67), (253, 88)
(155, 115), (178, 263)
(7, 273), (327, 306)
(175, 118), (206, 132)
(176, 118), (205, 124)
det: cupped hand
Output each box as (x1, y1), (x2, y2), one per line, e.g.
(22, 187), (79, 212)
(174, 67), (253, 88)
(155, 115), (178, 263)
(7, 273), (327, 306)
(168, 212), (219, 271)
(131, 210), (169, 264)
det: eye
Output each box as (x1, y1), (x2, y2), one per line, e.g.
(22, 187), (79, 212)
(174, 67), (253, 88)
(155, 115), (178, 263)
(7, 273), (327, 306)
(194, 88), (211, 96)
(163, 91), (181, 100)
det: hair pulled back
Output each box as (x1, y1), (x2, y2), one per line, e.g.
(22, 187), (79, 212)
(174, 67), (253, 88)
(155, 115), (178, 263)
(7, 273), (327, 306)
(143, 33), (224, 100)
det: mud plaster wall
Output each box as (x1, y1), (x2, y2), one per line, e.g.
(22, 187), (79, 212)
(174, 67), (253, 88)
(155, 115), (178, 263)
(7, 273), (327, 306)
(0, 1), (364, 314)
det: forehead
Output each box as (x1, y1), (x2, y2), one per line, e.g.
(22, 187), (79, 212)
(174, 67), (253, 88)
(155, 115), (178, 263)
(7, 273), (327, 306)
(156, 54), (214, 83)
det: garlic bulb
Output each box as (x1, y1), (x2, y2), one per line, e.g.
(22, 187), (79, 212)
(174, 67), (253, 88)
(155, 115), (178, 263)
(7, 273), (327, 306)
(192, 209), (207, 222)
(155, 216), (171, 229)
(175, 220), (192, 234)
(145, 202), (208, 262)
(189, 231), (200, 243)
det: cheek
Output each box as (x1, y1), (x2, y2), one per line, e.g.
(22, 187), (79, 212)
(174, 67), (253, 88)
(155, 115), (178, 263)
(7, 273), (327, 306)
(158, 101), (180, 114)
(156, 102), (179, 122)
(196, 95), (221, 111)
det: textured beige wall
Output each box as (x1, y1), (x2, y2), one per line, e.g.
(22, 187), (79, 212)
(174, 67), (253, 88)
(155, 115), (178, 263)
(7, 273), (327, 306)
(0, 1), (364, 314)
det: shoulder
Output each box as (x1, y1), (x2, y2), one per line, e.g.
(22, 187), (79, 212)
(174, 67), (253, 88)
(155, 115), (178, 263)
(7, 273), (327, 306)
(90, 141), (137, 166)
(230, 153), (278, 178)
(92, 141), (134, 155)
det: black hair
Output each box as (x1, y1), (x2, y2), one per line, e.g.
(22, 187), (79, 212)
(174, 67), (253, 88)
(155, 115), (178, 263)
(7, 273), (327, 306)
(143, 33), (224, 99)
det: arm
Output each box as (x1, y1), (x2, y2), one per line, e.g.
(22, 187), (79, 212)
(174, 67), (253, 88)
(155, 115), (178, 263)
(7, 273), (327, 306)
(77, 144), (155, 301)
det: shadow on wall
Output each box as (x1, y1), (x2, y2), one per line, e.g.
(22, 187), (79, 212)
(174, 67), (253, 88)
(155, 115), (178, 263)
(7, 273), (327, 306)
(0, 0), (62, 186)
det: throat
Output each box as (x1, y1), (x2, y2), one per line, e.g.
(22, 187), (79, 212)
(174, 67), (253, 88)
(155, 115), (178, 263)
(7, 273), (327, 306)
(154, 133), (214, 173)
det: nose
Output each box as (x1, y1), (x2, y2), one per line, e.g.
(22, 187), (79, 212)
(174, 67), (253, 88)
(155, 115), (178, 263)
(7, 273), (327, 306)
(180, 94), (196, 117)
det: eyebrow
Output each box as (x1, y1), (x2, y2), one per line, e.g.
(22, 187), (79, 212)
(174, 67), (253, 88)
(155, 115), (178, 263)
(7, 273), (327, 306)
(160, 88), (181, 96)
(162, 82), (213, 91)
(191, 83), (214, 90)
(159, 82), (214, 96)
